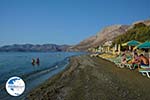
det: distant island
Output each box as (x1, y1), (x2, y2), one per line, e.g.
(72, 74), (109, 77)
(0, 44), (70, 52)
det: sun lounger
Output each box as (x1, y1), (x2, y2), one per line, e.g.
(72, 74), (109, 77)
(113, 59), (125, 68)
(115, 56), (133, 69)
(124, 63), (133, 69)
(125, 63), (138, 70)
(107, 55), (127, 68)
(139, 66), (150, 78)
(99, 54), (134, 69)
(140, 65), (150, 68)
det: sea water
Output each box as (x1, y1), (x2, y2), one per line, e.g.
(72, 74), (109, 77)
(0, 52), (85, 100)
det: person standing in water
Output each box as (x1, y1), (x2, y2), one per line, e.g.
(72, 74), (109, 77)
(36, 58), (40, 66)
(32, 58), (35, 66)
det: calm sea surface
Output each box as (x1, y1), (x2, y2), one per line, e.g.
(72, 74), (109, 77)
(0, 52), (85, 100)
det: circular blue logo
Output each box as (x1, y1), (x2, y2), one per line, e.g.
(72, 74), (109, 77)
(5, 76), (25, 96)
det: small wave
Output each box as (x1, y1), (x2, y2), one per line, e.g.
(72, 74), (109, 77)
(22, 58), (69, 82)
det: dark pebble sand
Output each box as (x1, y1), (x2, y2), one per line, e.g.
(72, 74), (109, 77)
(27, 55), (150, 100)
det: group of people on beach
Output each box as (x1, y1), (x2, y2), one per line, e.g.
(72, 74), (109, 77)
(121, 50), (150, 69)
(32, 58), (40, 66)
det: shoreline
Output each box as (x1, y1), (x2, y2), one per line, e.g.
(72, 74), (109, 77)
(0, 53), (72, 100)
(27, 55), (150, 100)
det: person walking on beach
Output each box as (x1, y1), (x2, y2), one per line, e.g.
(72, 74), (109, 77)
(36, 57), (40, 66)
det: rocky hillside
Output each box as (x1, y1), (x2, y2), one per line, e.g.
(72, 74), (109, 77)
(70, 25), (129, 51)
(70, 19), (150, 51)
(132, 20), (150, 26)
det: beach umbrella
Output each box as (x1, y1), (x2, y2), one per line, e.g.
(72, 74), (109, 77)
(137, 41), (150, 49)
(122, 40), (140, 51)
(137, 41), (150, 67)
(122, 42), (127, 46)
(122, 40), (140, 46)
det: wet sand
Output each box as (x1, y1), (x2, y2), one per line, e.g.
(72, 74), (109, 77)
(27, 55), (150, 100)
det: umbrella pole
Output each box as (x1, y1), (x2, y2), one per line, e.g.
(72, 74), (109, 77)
(149, 49), (150, 68)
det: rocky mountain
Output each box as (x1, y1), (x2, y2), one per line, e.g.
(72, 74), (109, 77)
(132, 19), (150, 26)
(0, 44), (70, 52)
(70, 19), (150, 51)
(70, 25), (129, 51)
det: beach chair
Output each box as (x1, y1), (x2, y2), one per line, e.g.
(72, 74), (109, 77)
(116, 54), (133, 69)
(115, 56), (132, 69)
(124, 63), (132, 69)
(125, 63), (138, 70)
(139, 65), (150, 78)
(101, 54), (129, 68)
(111, 57), (125, 68)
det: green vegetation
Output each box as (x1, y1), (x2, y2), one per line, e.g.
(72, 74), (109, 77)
(113, 23), (150, 45)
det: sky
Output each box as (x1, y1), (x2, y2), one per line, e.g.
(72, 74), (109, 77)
(0, 0), (150, 46)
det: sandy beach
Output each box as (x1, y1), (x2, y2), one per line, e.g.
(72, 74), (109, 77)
(27, 55), (150, 100)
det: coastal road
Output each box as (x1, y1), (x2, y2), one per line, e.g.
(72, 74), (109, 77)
(27, 55), (150, 100)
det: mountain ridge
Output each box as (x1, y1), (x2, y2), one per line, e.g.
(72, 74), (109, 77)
(0, 44), (70, 52)
(69, 19), (150, 51)
(69, 25), (129, 51)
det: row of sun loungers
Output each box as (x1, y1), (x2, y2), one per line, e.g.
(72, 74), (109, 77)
(95, 53), (150, 79)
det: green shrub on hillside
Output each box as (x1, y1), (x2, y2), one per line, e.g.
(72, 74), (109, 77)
(113, 23), (150, 45)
